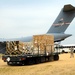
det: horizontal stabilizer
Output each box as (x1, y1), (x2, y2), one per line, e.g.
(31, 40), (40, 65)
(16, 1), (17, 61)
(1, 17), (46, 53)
(63, 4), (75, 12)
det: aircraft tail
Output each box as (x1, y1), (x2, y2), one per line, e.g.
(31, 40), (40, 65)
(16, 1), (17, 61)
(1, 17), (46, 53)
(47, 4), (75, 33)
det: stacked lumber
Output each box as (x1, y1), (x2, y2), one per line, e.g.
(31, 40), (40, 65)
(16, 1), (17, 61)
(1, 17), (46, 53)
(6, 41), (33, 55)
(33, 34), (54, 55)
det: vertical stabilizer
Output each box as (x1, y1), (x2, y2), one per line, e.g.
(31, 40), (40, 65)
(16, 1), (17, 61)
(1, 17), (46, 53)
(47, 4), (75, 33)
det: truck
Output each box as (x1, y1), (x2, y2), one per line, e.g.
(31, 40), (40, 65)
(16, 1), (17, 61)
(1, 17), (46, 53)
(2, 35), (59, 65)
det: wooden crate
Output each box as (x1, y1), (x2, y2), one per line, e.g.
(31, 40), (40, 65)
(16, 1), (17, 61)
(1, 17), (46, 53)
(6, 41), (33, 55)
(6, 35), (54, 55)
(33, 34), (54, 55)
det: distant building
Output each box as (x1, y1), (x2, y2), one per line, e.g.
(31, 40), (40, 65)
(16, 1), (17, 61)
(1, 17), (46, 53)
(54, 44), (75, 53)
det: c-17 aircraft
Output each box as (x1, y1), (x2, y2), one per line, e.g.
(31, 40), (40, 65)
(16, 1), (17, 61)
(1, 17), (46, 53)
(1, 4), (75, 42)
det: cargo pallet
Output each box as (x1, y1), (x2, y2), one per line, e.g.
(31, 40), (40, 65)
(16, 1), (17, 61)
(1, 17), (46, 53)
(2, 35), (59, 65)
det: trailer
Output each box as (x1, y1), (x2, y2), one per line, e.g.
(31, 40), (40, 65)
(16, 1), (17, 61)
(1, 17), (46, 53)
(2, 35), (59, 65)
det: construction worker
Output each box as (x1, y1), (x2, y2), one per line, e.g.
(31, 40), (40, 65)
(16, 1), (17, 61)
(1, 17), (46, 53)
(70, 47), (74, 58)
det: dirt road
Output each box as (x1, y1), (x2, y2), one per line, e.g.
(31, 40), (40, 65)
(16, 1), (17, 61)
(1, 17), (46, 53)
(0, 53), (75, 75)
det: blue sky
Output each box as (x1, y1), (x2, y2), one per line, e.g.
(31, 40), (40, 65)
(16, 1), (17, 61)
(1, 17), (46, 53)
(0, 0), (75, 44)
